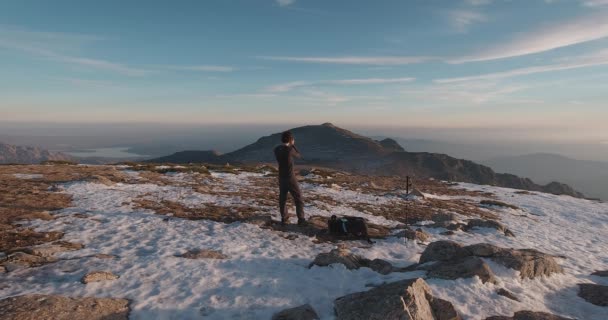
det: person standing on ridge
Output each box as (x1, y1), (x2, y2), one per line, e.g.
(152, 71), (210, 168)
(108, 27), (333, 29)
(274, 131), (306, 226)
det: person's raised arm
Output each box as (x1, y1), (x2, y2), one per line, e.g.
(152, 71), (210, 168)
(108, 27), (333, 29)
(291, 144), (302, 159)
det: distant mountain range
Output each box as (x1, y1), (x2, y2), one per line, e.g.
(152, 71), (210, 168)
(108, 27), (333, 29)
(0, 142), (73, 164)
(485, 153), (608, 200)
(150, 123), (584, 198)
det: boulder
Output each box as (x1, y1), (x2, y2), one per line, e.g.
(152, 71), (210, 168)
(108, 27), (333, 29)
(422, 256), (496, 284)
(420, 241), (563, 279)
(397, 228), (431, 242)
(81, 271), (119, 284)
(178, 249), (229, 260)
(310, 248), (395, 275)
(491, 249), (562, 279)
(0, 265), (5, 273)
(310, 248), (363, 270)
(0, 294), (130, 320)
(367, 259), (394, 275)
(577, 283), (608, 306)
(419, 241), (469, 264)
(465, 219), (515, 237)
(334, 278), (461, 320)
(272, 304), (319, 320)
(485, 311), (573, 320)
(496, 288), (520, 301)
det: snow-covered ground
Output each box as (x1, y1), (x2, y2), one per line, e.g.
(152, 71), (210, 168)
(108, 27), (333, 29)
(1, 169), (607, 319)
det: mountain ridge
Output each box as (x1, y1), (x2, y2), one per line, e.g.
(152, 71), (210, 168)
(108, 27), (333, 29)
(148, 123), (584, 198)
(0, 142), (73, 164)
(485, 153), (608, 200)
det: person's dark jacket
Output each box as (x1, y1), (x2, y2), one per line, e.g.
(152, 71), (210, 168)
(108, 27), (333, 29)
(273, 144), (301, 183)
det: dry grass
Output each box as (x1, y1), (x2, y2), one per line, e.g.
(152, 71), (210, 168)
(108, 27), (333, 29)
(0, 164), (139, 253)
(0, 163), (502, 253)
(133, 199), (263, 223)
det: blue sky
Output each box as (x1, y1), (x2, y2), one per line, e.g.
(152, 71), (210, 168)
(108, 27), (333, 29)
(0, 0), (607, 141)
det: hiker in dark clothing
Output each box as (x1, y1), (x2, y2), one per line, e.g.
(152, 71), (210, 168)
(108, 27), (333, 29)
(274, 131), (306, 225)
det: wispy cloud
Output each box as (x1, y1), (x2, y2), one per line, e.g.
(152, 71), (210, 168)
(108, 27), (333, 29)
(582, 0), (608, 6)
(265, 81), (310, 93)
(465, 0), (493, 5)
(448, 10), (487, 32)
(402, 81), (530, 105)
(275, 0), (295, 7)
(265, 77), (415, 93)
(169, 65), (237, 72)
(453, 12), (608, 63)
(437, 49), (608, 83)
(258, 55), (434, 65)
(0, 26), (149, 76)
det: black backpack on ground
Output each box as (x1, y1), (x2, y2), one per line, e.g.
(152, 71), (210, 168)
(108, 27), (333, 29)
(328, 215), (373, 243)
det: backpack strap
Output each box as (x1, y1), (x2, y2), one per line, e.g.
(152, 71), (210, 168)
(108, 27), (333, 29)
(340, 218), (348, 234)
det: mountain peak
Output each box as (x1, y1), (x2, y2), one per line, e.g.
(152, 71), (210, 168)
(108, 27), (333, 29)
(321, 122), (335, 127)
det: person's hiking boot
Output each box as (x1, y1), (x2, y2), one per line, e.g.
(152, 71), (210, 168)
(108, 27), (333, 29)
(297, 218), (307, 226)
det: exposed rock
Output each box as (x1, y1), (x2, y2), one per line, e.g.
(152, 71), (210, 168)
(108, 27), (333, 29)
(1, 252), (56, 271)
(397, 227), (431, 242)
(419, 241), (469, 263)
(82, 271), (119, 284)
(591, 270), (608, 277)
(429, 297), (462, 320)
(441, 231), (456, 236)
(94, 253), (116, 259)
(54, 241), (85, 250)
(578, 283), (608, 306)
(432, 212), (457, 223)
(0, 294), (129, 319)
(334, 278), (461, 320)
(310, 248), (395, 275)
(272, 304), (319, 320)
(367, 259), (394, 275)
(446, 223), (465, 231)
(465, 243), (505, 257)
(179, 249), (229, 260)
(480, 200), (520, 210)
(23, 242), (83, 257)
(496, 288), (520, 301)
(491, 249), (562, 279)
(465, 219), (515, 237)
(89, 175), (114, 186)
(419, 242), (562, 279)
(422, 256), (496, 284)
(485, 311), (574, 320)
(0, 265), (5, 273)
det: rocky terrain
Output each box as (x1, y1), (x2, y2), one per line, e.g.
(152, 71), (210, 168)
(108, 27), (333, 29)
(149, 123), (584, 198)
(0, 163), (606, 319)
(0, 142), (73, 164)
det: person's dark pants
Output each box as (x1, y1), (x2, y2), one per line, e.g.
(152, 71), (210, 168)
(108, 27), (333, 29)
(279, 180), (305, 222)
